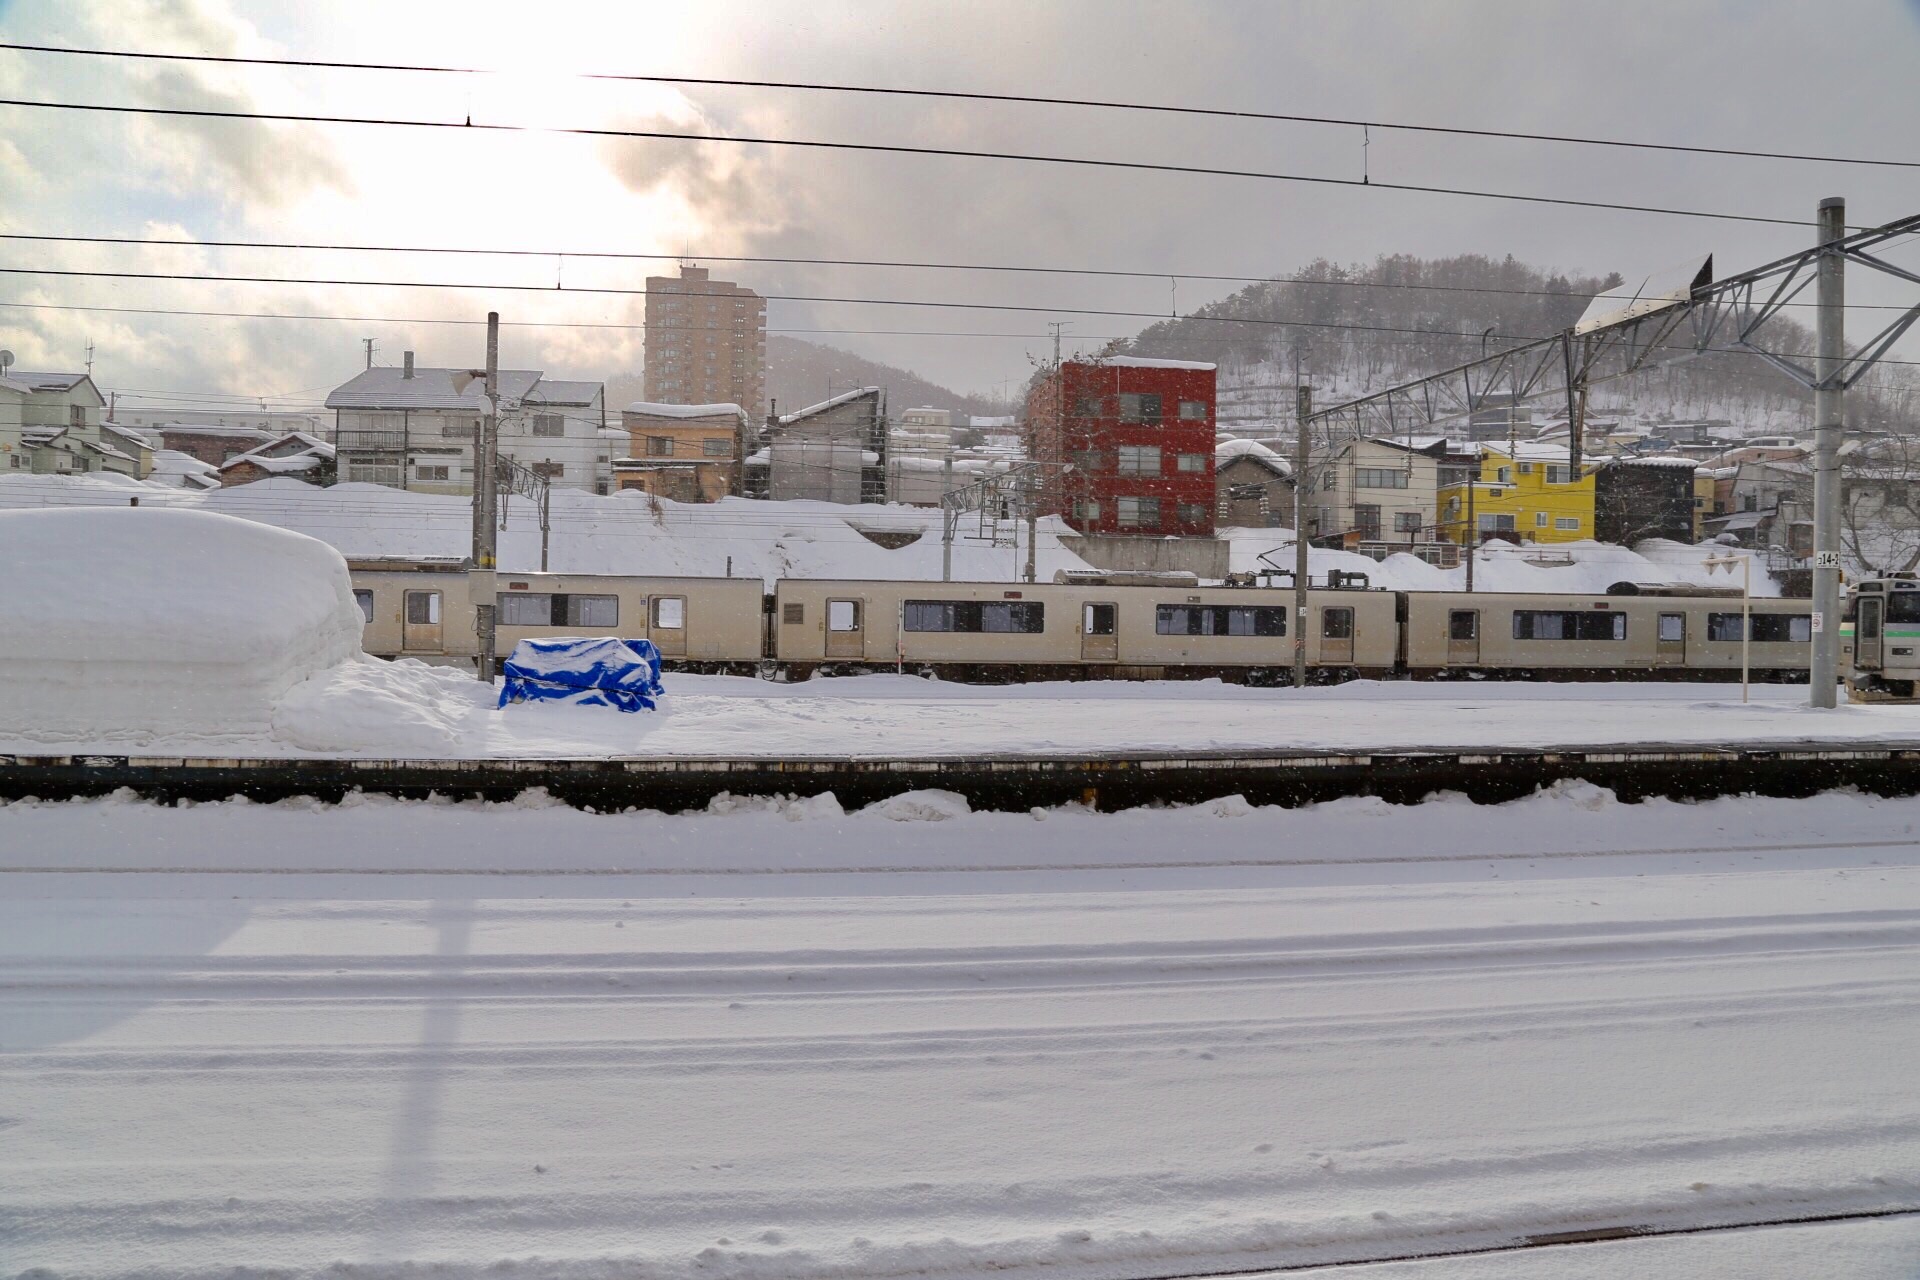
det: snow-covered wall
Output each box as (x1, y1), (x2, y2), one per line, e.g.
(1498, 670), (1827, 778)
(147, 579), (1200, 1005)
(0, 508), (366, 741)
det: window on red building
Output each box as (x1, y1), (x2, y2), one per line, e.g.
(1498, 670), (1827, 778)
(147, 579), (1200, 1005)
(1069, 449), (1108, 472)
(1118, 393), (1163, 423)
(1117, 445), (1161, 475)
(1117, 496), (1161, 527)
(1178, 400), (1208, 421)
(1071, 498), (1101, 522)
(1177, 502), (1208, 526)
(1176, 453), (1207, 472)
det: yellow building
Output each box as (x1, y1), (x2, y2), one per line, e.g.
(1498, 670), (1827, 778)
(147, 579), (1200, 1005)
(1693, 468), (1717, 540)
(1437, 443), (1597, 545)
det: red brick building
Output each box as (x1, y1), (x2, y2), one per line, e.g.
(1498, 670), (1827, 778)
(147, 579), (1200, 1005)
(1025, 356), (1217, 536)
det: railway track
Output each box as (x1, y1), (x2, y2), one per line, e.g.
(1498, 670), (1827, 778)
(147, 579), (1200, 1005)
(6, 738), (1920, 809)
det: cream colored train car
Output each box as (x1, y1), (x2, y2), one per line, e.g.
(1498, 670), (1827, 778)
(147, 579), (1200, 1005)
(771, 579), (1397, 679)
(1402, 592), (1813, 678)
(350, 561), (766, 669)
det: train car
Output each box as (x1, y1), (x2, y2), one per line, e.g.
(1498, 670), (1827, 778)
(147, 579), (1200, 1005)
(1844, 576), (1920, 699)
(349, 561), (766, 671)
(770, 578), (1397, 681)
(1402, 591), (1814, 679)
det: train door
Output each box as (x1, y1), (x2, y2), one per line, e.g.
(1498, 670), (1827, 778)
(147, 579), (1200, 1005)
(402, 589), (443, 653)
(1081, 602), (1118, 662)
(1857, 596), (1885, 670)
(1321, 606), (1355, 664)
(825, 597), (864, 659)
(650, 594), (688, 658)
(1447, 608), (1479, 666)
(1656, 611), (1686, 665)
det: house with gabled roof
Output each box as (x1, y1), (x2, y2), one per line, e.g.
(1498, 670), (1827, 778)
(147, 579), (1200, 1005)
(324, 350), (605, 494)
(218, 431), (338, 487)
(0, 369), (149, 479)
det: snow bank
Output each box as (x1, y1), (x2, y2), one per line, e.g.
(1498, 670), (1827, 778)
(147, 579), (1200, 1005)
(0, 508), (365, 742)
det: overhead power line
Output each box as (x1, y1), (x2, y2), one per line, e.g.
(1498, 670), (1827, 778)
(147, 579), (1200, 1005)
(0, 96), (1820, 229)
(0, 264), (1627, 341)
(7, 231), (1909, 311)
(6, 40), (1917, 172)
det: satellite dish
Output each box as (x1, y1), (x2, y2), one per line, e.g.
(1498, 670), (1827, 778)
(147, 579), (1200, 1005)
(0, 350), (13, 372)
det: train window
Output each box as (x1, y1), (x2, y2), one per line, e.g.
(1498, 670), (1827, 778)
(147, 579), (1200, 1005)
(1658, 613), (1685, 643)
(1887, 592), (1920, 625)
(827, 599), (861, 632)
(353, 589), (374, 625)
(652, 596), (687, 629)
(1511, 610), (1625, 641)
(783, 602), (805, 625)
(1708, 613), (1811, 643)
(499, 593), (550, 626)
(567, 594), (618, 628)
(1155, 604), (1285, 637)
(904, 600), (1044, 633)
(405, 591), (441, 625)
(499, 593), (620, 627)
(1083, 603), (1116, 636)
(1322, 608), (1354, 639)
(1448, 610), (1477, 641)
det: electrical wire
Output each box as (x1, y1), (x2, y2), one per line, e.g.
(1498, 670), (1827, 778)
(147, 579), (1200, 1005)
(0, 96), (1822, 228)
(6, 40), (1916, 172)
(10, 231), (1912, 312)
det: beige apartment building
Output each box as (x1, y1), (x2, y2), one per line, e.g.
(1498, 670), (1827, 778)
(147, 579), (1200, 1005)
(644, 265), (767, 414)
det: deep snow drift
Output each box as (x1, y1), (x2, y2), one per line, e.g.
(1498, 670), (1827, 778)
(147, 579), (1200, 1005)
(0, 507), (364, 740)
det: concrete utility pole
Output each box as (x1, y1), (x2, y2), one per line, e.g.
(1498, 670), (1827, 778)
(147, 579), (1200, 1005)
(1465, 471), (1477, 593)
(471, 311), (501, 682)
(1811, 197), (1846, 708)
(363, 337), (374, 370)
(1292, 381), (1312, 689)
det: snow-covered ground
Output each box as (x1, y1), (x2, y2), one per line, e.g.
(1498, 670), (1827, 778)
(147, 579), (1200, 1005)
(0, 473), (1092, 584)
(8, 784), (1920, 1277)
(1220, 528), (1783, 596)
(0, 472), (1765, 594)
(10, 669), (1920, 760)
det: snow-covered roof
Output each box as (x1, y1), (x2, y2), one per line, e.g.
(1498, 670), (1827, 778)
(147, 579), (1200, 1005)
(0, 370), (88, 394)
(325, 366), (543, 411)
(150, 449), (222, 489)
(969, 415), (1016, 428)
(524, 379), (601, 407)
(100, 422), (154, 451)
(1098, 355), (1218, 372)
(1216, 438), (1291, 475)
(152, 423), (278, 440)
(1608, 455), (1703, 470)
(623, 401), (749, 422)
(1481, 441), (1590, 462)
(779, 387), (880, 424)
(219, 432), (335, 475)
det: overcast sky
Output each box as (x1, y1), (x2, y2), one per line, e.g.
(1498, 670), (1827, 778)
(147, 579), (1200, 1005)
(2, 0), (1918, 413)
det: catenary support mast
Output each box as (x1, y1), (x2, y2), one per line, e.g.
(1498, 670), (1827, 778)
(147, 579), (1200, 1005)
(1811, 198), (1846, 708)
(1292, 381), (1311, 688)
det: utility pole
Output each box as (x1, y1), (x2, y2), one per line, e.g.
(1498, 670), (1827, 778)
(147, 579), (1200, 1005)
(1292, 380), (1311, 689)
(471, 312), (501, 682)
(941, 454), (955, 581)
(363, 338), (375, 370)
(1023, 483), (1038, 584)
(1465, 467), (1477, 593)
(1811, 196), (1847, 708)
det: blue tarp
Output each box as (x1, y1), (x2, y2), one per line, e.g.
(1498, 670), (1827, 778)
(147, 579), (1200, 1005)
(498, 636), (664, 713)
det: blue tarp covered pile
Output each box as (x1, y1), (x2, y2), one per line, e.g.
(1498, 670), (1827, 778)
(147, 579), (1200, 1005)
(497, 637), (664, 712)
